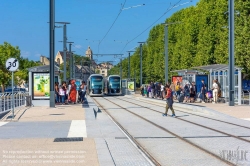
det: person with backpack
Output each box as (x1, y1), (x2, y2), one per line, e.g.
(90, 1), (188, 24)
(162, 84), (176, 117)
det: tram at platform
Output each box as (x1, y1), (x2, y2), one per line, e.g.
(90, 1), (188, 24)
(87, 74), (104, 97)
(105, 75), (122, 96)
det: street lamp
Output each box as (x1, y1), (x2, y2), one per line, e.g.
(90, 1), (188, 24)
(55, 22), (70, 81)
(49, 0), (55, 107)
(138, 42), (145, 87)
(162, 22), (181, 85)
(127, 51), (135, 79)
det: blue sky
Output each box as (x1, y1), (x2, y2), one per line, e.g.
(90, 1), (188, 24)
(1, 0), (199, 64)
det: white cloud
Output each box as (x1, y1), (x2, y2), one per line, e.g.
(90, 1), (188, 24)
(74, 44), (82, 49)
(21, 51), (30, 58)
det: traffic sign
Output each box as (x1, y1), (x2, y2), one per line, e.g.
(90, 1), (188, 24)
(5, 58), (19, 72)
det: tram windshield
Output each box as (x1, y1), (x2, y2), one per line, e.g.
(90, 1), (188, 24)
(109, 77), (120, 89)
(91, 76), (103, 89)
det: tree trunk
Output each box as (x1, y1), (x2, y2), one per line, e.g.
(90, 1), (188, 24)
(1, 84), (4, 92)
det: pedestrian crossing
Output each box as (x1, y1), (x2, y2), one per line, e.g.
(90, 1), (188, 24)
(0, 122), (8, 127)
(67, 120), (87, 138)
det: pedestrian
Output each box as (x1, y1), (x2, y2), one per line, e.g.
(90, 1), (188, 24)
(212, 80), (218, 103)
(80, 81), (87, 103)
(147, 85), (151, 98)
(201, 79), (207, 103)
(160, 83), (165, 100)
(141, 85), (144, 96)
(170, 82), (175, 99)
(144, 85), (147, 97)
(62, 81), (68, 104)
(55, 82), (60, 104)
(162, 84), (176, 117)
(69, 79), (77, 104)
(150, 81), (155, 98)
(59, 85), (66, 104)
(190, 82), (197, 102)
(183, 84), (190, 102)
(216, 79), (221, 98)
(175, 82), (181, 99)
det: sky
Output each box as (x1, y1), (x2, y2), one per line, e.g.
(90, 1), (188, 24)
(1, 0), (199, 65)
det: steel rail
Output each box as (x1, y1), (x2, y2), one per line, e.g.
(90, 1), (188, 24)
(92, 97), (161, 166)
(98, 97), (240, 166)
(115, 97), (250, 144)
(121, 96), (250, 130)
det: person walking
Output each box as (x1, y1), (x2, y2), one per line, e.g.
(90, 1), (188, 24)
(162, 84), (176, 117)
(212, 80), (218, 103)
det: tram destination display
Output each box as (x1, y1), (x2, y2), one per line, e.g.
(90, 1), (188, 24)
(32, 72), (50, 99)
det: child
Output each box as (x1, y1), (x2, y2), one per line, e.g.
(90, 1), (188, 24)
(59, 85), (66, 104)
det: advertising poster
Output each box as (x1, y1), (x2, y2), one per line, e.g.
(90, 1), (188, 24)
(195, 75), (208, 93)
(33, 73), (50, 99)
(172, 76), (183, 86)
(127, 81), (135, 91)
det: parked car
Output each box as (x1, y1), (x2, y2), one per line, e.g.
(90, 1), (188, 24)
(4, 88), (27, 95)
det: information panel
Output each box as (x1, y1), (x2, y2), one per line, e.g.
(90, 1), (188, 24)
(127, 81), (135, 92)
(32, 72), (50, 99)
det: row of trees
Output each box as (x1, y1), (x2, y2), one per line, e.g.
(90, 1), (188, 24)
(0, 42), (40, 91)
(109, 0), (250, 84)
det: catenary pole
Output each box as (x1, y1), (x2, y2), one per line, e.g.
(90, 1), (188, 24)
(49, 0), (55, 107)
(63, 24), (67, 81)
(164, 25), (169, 85)
(229, 0), (235, 106)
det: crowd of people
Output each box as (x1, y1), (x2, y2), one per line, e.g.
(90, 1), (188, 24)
(140, 79), (222, 118)
(54, 80), (87, 105)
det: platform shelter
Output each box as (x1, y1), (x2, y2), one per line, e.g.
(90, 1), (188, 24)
(172, 64), (243, 105)
(193, 64), (242, 105)
(28, 65), (62, 106)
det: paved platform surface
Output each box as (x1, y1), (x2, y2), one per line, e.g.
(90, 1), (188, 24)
(0, 103), (98, 166)
(135, 94), (250, 120)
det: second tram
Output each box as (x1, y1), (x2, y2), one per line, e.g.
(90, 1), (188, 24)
(105, 75), (122, 96)
(87, 74), (104, 96)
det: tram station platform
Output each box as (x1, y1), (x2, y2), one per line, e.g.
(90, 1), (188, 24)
(0, 99), (152, 166)
(0, 95), (249, 166)
(134, 94), (250, 121)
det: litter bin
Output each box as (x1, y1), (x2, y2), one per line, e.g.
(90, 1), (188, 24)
(26, 96), (32, 106)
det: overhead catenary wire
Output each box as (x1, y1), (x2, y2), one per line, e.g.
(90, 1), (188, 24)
(120, 0), (192, 54)
(98, 0), (127, 53)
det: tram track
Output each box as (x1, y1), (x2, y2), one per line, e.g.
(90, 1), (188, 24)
(95, 97), (234, 166)
(120, 96), (250, 130)
(91, 97), (161, 166)
(114, 96), (250, 144)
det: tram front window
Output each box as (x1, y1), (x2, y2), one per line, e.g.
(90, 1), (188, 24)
(109, 77), (120, 89)
(91, 76), (103, 89)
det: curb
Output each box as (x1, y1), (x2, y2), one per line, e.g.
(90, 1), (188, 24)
(134, 96), (231, 117)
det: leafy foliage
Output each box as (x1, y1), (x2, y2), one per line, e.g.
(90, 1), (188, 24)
(110, 0), (250, 84)
(0, 42), (40, 90)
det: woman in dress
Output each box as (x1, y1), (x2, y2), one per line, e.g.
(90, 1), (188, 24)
(69, 80), (77, 104)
